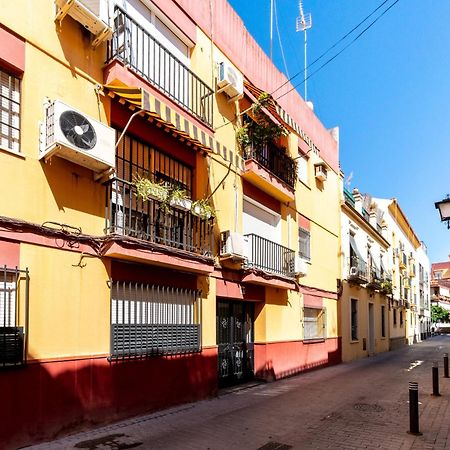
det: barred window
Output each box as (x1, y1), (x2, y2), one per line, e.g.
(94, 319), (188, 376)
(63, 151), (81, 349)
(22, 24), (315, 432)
(1, 267), (27, 367)
(303, 307), (326, 340)
(381, 305), (386, 337)
(0, 69), (20, 153)
(299, 228), (311, 261)
(351, 299), (358, 340)
(110, 281), (201, 359)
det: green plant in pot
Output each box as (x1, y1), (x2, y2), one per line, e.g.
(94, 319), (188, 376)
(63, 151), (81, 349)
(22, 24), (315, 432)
(380, 279), (393, 294)
(191, 199), (215, 220)
(169, 187), (192, 211)
(133, 174), (169, 203)
(236, 92), (287, 156)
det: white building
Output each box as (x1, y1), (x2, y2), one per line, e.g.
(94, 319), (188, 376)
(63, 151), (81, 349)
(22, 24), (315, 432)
(373, 198), (430, 347)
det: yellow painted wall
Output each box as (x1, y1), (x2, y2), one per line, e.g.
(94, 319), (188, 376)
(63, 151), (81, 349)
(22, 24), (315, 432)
(198, 275), (216, 347)
(20, 243), (110, 360)
(260, 287), (301, 343)
(0, 2), (109, 235)
(324, 298), (339, 339)
(340, 283), (390, 362)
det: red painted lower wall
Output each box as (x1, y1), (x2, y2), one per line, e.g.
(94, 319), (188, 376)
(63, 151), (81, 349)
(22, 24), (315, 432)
(254, 338), (342, 381)
(0, 348), (217, 449)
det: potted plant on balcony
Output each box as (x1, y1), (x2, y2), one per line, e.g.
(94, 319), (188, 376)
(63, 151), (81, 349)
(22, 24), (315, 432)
(133, 174), (169, 203)
(236, 92), (287, 156)
(191, 199), (215, 220)
(380, 279), (393, 295)
(169, 187), (192, 211)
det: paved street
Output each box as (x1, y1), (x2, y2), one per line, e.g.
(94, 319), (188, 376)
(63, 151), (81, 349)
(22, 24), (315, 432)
(29, 336), (450, 450)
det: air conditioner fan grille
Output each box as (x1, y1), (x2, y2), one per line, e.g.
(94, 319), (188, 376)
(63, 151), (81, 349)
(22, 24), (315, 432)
(59, 110), (97, 150)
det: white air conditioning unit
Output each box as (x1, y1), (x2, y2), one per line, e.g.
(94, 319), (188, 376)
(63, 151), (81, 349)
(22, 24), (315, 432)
(40, 100), (115, 173)
(217, 61), (244, 99)
(220, 231), (246, 261)
(314, 163), (327, 182)
(55, 0), (112, 47)
(294, 257), (308, 277)
(350, 266), (358, 276)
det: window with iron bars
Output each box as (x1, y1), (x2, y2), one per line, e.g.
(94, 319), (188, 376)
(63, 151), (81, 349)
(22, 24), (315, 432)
(351, 299), (358, 341)
(303, 307), (326, 340)
(299, 227), (311, 261)
(1, 266), (28, 367)
(0, 69), (20, 153)
(110, 281), (202, 359)
(116, 132), (193, 195)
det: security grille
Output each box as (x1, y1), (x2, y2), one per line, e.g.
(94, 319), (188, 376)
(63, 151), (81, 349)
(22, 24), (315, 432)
(0, 266), (29, 367)
(116, 133), (192, 195)
(110, 281), (201, 359)
(0, 69), (20, 152)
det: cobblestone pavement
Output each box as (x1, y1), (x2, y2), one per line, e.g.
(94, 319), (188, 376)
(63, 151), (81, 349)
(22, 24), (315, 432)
(29, 336), (450, 450)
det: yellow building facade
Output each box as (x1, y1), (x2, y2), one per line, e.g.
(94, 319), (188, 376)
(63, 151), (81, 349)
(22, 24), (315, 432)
(0, 0), (341, 447)
(340, 188), (391, 362)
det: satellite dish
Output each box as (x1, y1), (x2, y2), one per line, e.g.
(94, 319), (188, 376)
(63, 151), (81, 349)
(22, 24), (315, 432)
(59, 110), (97, 150)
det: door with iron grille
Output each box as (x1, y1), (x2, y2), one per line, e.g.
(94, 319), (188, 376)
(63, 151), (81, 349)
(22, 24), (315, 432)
(217, 300), (254, 387)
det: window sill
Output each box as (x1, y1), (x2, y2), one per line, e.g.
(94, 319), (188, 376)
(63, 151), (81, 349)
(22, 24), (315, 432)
(0, 145), (25, 159)
(303, 338), (326, 344)
(350, 340), (359, 344)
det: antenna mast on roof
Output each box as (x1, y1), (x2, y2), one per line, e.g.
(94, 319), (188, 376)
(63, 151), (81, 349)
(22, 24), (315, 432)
(296, 0), (312, 101)
(270, 0), (274, 61)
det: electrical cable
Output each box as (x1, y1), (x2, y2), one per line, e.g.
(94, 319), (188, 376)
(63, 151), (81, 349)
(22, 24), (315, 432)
(271, 0), (393, 96)
(274, 0), (290, 80)
(214, 0), (401, 132)
(275, 0), (401, 101)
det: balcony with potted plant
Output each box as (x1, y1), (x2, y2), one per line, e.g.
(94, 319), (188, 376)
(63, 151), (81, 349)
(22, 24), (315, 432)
(103, 175), (214, 274)
(237, 93), (297, 202)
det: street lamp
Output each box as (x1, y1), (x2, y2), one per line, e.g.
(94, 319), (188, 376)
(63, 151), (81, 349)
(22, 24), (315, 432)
(435, 196), (450, 229)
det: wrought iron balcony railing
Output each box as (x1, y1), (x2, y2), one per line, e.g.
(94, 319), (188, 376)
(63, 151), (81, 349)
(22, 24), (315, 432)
(243, 234), (295, 279)
(348, 256), (368, 284)
(108, 6), (214, 128)
(244, 143), (297, 189)
(105, 178), (213, 256)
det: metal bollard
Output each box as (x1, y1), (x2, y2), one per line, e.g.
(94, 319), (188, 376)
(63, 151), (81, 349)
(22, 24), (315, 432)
(444, 353), (449, 378)
(432, 361), (441, 396)
(408, 381), (421, 435)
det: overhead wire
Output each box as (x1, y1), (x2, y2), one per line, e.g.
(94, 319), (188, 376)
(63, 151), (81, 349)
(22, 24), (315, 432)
(275, 0), (401, 101)
(271, 0), (393, 96)
(274, 0), (290, 80)
(214, 0), (400, 131)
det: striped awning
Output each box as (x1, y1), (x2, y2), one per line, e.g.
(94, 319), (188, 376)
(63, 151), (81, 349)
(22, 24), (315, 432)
(104, 83), (213, 153)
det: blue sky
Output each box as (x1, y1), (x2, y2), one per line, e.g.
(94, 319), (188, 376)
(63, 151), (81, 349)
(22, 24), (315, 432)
(228, 0), (450, 263)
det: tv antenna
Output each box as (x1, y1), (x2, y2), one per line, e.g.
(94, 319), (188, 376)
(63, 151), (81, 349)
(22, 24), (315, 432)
(296, 0), (312, 101)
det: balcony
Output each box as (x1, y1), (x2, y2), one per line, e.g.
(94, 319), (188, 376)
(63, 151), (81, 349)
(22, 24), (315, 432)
(107, 7), (213, 128)
(367, 267), (382, 290)
(243, 234), (295, 279)
(242, 144), (297, 202)
(399, 253), (407, 269)
(104, 178), (214, 267)
(348, 256), (368, 284)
